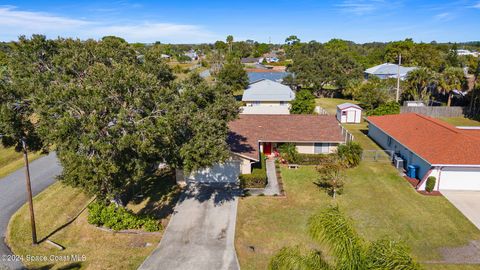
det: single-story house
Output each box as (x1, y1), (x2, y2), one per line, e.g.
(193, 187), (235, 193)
(367, 113), (480, 191)
(181, 114), (346, 184)
(365, 63), (417, 80)
(241, 57), (262, 64)
(242, 79), (295, 113)
(336, 103), (362, 123)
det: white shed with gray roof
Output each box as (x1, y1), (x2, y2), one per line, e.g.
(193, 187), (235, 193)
(336, 103), (362, 123)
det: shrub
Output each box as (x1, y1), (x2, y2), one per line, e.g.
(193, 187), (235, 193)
(239, 170), (267, 188)
(87, 202), (162, 231)
(337, 141), (363, 168)
(425, 176), (436, 192)
(240, 153), (267, 188)
(278, 143), (299, 163)
(290, 89), (316, 114)
(369, 101), (400, 116)
(296, 153), (336, 165)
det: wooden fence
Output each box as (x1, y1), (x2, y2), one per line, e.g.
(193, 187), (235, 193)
(400, 106), (468, 118)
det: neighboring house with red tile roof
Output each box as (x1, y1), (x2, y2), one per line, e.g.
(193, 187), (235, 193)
(366, 113), (480, 191)
(179, 114), (347, 184)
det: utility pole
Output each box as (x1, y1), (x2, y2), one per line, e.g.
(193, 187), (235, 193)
(396, 54), (402, 103)
(22, 138), (37, 245)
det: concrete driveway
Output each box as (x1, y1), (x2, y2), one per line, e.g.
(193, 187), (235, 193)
(0, 153), (62, 270)
(442, 191), (480, 230)
(138, 183), (241, 270)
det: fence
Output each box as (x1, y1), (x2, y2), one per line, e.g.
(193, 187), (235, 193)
(400, 106), (468, 118)
(340, 125), (354, 143)
(361, 150), (394, 162)
(315, 106), (329, 115)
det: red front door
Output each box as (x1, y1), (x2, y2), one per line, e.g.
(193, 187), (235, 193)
(264, 142), (272, 155)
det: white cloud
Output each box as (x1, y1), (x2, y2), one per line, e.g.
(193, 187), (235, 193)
(472, 1), (480, 8)
(336, 0), (386, 15)
(0, 6), (219, 43)
(434, 12), (451, 20)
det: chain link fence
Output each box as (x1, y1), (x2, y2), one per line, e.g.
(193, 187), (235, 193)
(361, 150), (394, 162)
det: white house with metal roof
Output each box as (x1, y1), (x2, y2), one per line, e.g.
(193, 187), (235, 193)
(241, 79), (295, 112)
(365, 63), (417, 80)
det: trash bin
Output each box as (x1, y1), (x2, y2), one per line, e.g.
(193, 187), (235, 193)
(407, 165), (417, 178)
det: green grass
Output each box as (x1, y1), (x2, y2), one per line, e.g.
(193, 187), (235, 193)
(440, 117), (480, 126)
(0, 146), (42, 179)
(315, 97), (358, 115)
(8, 171), (180, 269)
(235, 121), (480, 270)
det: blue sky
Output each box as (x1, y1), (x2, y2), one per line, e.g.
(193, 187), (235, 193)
(1, 0), (479, 43)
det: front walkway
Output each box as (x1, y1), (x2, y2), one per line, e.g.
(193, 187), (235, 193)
(138, 183), (240, 270)
(247, 158), (281, 196)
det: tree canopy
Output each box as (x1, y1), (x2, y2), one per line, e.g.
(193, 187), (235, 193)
(1, 35), (239, 200)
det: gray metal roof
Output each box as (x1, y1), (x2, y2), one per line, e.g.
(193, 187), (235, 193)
(365, 63), (417, 76)
(242, 79), (295, 102)
(337, 103), (362, 110)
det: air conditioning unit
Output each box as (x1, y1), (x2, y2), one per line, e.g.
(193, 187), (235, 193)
(393, 155), (404, 169)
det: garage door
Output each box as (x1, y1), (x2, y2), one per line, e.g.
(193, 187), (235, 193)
(186, 160), (241, 183)
(439, 167), (480, 191)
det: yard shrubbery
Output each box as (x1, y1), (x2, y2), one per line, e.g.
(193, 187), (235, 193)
(425, 176), (436, 192)
(337, 141), (363, 168)
(296, 153), (336, 165)
(87, 202), (161, 232)
(240, 154), (267, 188)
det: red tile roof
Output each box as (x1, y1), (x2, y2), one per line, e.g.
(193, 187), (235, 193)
(367, 113), (480, 165)
(228, 114), (345, 160)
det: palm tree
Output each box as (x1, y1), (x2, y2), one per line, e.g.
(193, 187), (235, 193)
(438, 67), (465, 106)
(404, 67), (435, 103)
(226, 35), (234, 53)
(269, 206), (421, 270)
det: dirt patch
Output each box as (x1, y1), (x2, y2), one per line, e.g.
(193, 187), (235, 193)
(428, 240), (480, 264)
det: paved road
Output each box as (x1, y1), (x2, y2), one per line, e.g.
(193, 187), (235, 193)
(442, 191), (480, 230)
(0, 153), (61, 270)
(138, 183), (240, 270)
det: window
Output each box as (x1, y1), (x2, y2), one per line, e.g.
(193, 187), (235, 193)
(387, 137), (392, 147)
(252, 101), (260, 106)
(314, 143), (330, 154)
(342, 111), (347, 116)
(280, 101), (287, 106)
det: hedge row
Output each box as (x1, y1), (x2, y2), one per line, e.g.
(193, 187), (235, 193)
(239, 169), (267, 188)
(239, 154), (267, 188)
(295, 153), (336, 165)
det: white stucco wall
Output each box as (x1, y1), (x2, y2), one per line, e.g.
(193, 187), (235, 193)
(368, 123), (432, 179)
(296, 143), (315, 154)
(336, 108), (362, 123)
(245, 101), (288, 107)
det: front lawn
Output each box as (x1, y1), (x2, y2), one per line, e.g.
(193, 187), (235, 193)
(7, 172), (180, 269)
(0, 146), (42, 179)
(235, 122), (480, 270)
(315, 97), (358, 115)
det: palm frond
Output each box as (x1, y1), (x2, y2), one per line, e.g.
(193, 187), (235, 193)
(268, 246), (331, 270)
(307, 206), (366, 270)
(366, 239), (422, 270)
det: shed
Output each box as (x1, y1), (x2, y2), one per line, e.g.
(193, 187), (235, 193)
(336, 103), (362, 123)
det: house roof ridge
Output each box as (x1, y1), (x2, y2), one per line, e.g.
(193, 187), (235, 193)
(413, 113), (461, 134)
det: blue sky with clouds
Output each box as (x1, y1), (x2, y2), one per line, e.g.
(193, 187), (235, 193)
(1, 0), (479, 43)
